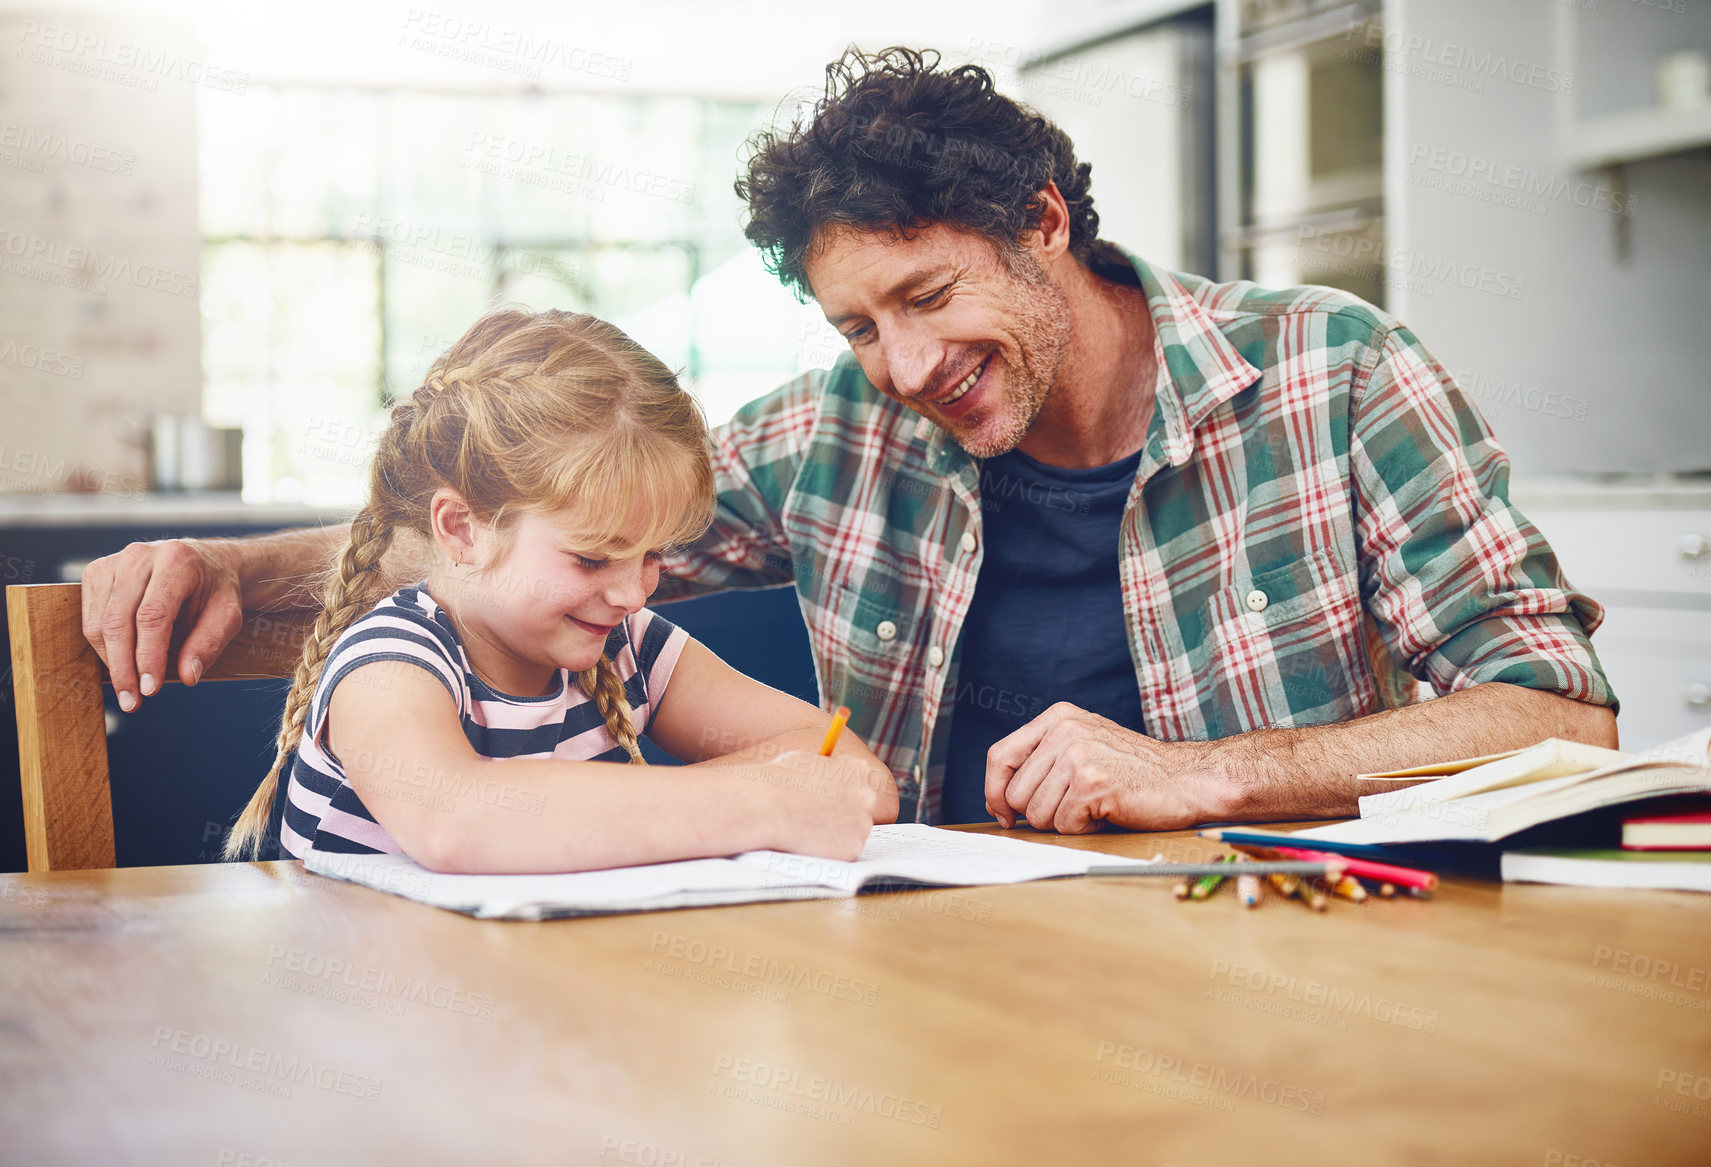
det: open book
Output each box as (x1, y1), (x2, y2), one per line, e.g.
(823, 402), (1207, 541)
(302, 824), (1157, 921)
(1291, 729), (1711, 847)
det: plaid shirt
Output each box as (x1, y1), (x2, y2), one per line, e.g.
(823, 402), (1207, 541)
(658, 247), (1615, 822)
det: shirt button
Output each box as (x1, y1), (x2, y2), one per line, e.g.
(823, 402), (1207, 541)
(959, 531), (977, 555)
(876, 620), (898, 642)
(927, 645), (945, 668)
(1245, 589), (1269, 613)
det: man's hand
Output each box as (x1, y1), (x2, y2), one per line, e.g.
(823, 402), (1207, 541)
(983, 703), (1228, 833)
(983, 685), (1619, 832)
(80, 539), (245, 711)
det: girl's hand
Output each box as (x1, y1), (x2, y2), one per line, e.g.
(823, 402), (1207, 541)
(758, 750), (888, 860)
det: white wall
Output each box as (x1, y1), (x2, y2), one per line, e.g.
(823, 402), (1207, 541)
(1011, 21), (1209, 271)
(1387, 0), (1711, 476)
(0, 8), (204, 496)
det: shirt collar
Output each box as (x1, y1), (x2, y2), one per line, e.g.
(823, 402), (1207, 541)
(1109, 244), (1263, 468)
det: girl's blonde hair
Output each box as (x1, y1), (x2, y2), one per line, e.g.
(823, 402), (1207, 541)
(224, 307), (714, 859)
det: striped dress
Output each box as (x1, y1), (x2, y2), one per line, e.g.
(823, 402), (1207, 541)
(280, 584), (688, 859)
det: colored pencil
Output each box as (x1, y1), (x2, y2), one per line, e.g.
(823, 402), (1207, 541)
(1190, 855), (1236, 899)
(1265, 872), (1318, 911)
(1259, 844), (1438, 892)
(1219, 839), (1439, 892)
(1200, 827), (1456, 875)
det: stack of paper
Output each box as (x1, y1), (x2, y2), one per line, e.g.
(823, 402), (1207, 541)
(303, 824), (1158, 920)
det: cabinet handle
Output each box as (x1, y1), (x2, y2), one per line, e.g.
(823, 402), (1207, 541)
(1687, 683), (1710, 708)
(1679, 534), (1709, 560)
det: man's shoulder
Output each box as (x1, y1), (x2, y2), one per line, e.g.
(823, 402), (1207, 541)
(1178, 267), (1401, 348)
(1105, 244), (1400, 354)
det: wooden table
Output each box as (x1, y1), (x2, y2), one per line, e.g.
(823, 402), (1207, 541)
(3, 826), (1709, 1166)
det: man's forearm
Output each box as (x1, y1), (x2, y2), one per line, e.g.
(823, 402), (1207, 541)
(191, 522), (430, 611)
(1205, 682), (1620, 821)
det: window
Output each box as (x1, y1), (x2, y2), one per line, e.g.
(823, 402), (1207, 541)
(200, 87), (835, 503)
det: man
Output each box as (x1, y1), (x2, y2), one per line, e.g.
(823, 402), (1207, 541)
(81, 48), (1617, 832)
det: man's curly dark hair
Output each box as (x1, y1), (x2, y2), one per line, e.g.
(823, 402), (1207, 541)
(736, 46), (1102, 300)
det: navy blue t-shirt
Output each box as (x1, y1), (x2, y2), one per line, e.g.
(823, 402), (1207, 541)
(940, 446), (1146, 825)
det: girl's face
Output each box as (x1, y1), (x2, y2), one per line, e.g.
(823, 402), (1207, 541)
(441, 506), (666, 696)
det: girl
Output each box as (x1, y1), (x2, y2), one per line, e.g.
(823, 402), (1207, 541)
(224, 307), (895, 872)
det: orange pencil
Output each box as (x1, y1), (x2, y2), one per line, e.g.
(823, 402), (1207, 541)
(819, 706), (852, 755)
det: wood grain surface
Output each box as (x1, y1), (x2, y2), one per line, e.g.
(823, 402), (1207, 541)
(2, 825), (1708, 1166)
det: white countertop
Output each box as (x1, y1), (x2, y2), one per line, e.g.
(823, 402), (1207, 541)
(0, 490), (358, 528)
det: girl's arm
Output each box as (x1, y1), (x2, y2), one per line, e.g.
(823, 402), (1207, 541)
(325, 661), (880, 875)
(644, 638), (901, 824)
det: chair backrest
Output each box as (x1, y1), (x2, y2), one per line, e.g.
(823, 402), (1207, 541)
(6, 583), (315, 872)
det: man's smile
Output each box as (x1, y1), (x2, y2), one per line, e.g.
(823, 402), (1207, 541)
(922, 353), (992, 417)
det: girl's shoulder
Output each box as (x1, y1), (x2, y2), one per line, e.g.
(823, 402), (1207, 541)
(311, 583), (470, 725)
(324, 583), (464, 671)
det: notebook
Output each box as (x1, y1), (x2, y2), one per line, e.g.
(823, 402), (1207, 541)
(1500, 848), (1711, 892)
(302, 823), (1158, 920)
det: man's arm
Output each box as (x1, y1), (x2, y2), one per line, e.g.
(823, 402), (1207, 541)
(981, 683), (1615, 832)
(79, 522), (430, 711)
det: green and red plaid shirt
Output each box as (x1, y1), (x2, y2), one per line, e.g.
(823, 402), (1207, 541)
(658, 246), (1615, 822)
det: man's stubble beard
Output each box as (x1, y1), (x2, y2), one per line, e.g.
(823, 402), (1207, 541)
(948, 252), (1072, 461)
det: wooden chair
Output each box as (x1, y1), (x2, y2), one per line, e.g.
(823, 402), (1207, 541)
(6, 583), (315, 872)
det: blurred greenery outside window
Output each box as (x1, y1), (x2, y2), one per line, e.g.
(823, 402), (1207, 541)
(199, 87), (843, 505)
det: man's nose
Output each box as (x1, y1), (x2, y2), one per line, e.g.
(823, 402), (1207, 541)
(879, 322), (945, 399)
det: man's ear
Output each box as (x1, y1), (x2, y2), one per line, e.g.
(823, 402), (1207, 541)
(1020, 181), (1073, 262)
(428, 487), (478, 566)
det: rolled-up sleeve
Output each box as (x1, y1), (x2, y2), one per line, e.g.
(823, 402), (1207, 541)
(1349, 325), (1618, 713)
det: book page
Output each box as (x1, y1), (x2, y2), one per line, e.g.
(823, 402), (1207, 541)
(732, 824), (1156, 893)
(1360, 739), (1629, 815)
(1355, 748), (1525, 781)
(304, 850), (835, 920)
(305, 825), (1155, 919)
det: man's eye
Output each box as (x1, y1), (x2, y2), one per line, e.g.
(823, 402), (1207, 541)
(842, 324), (871, 344)
(914, 285), (950, 309)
